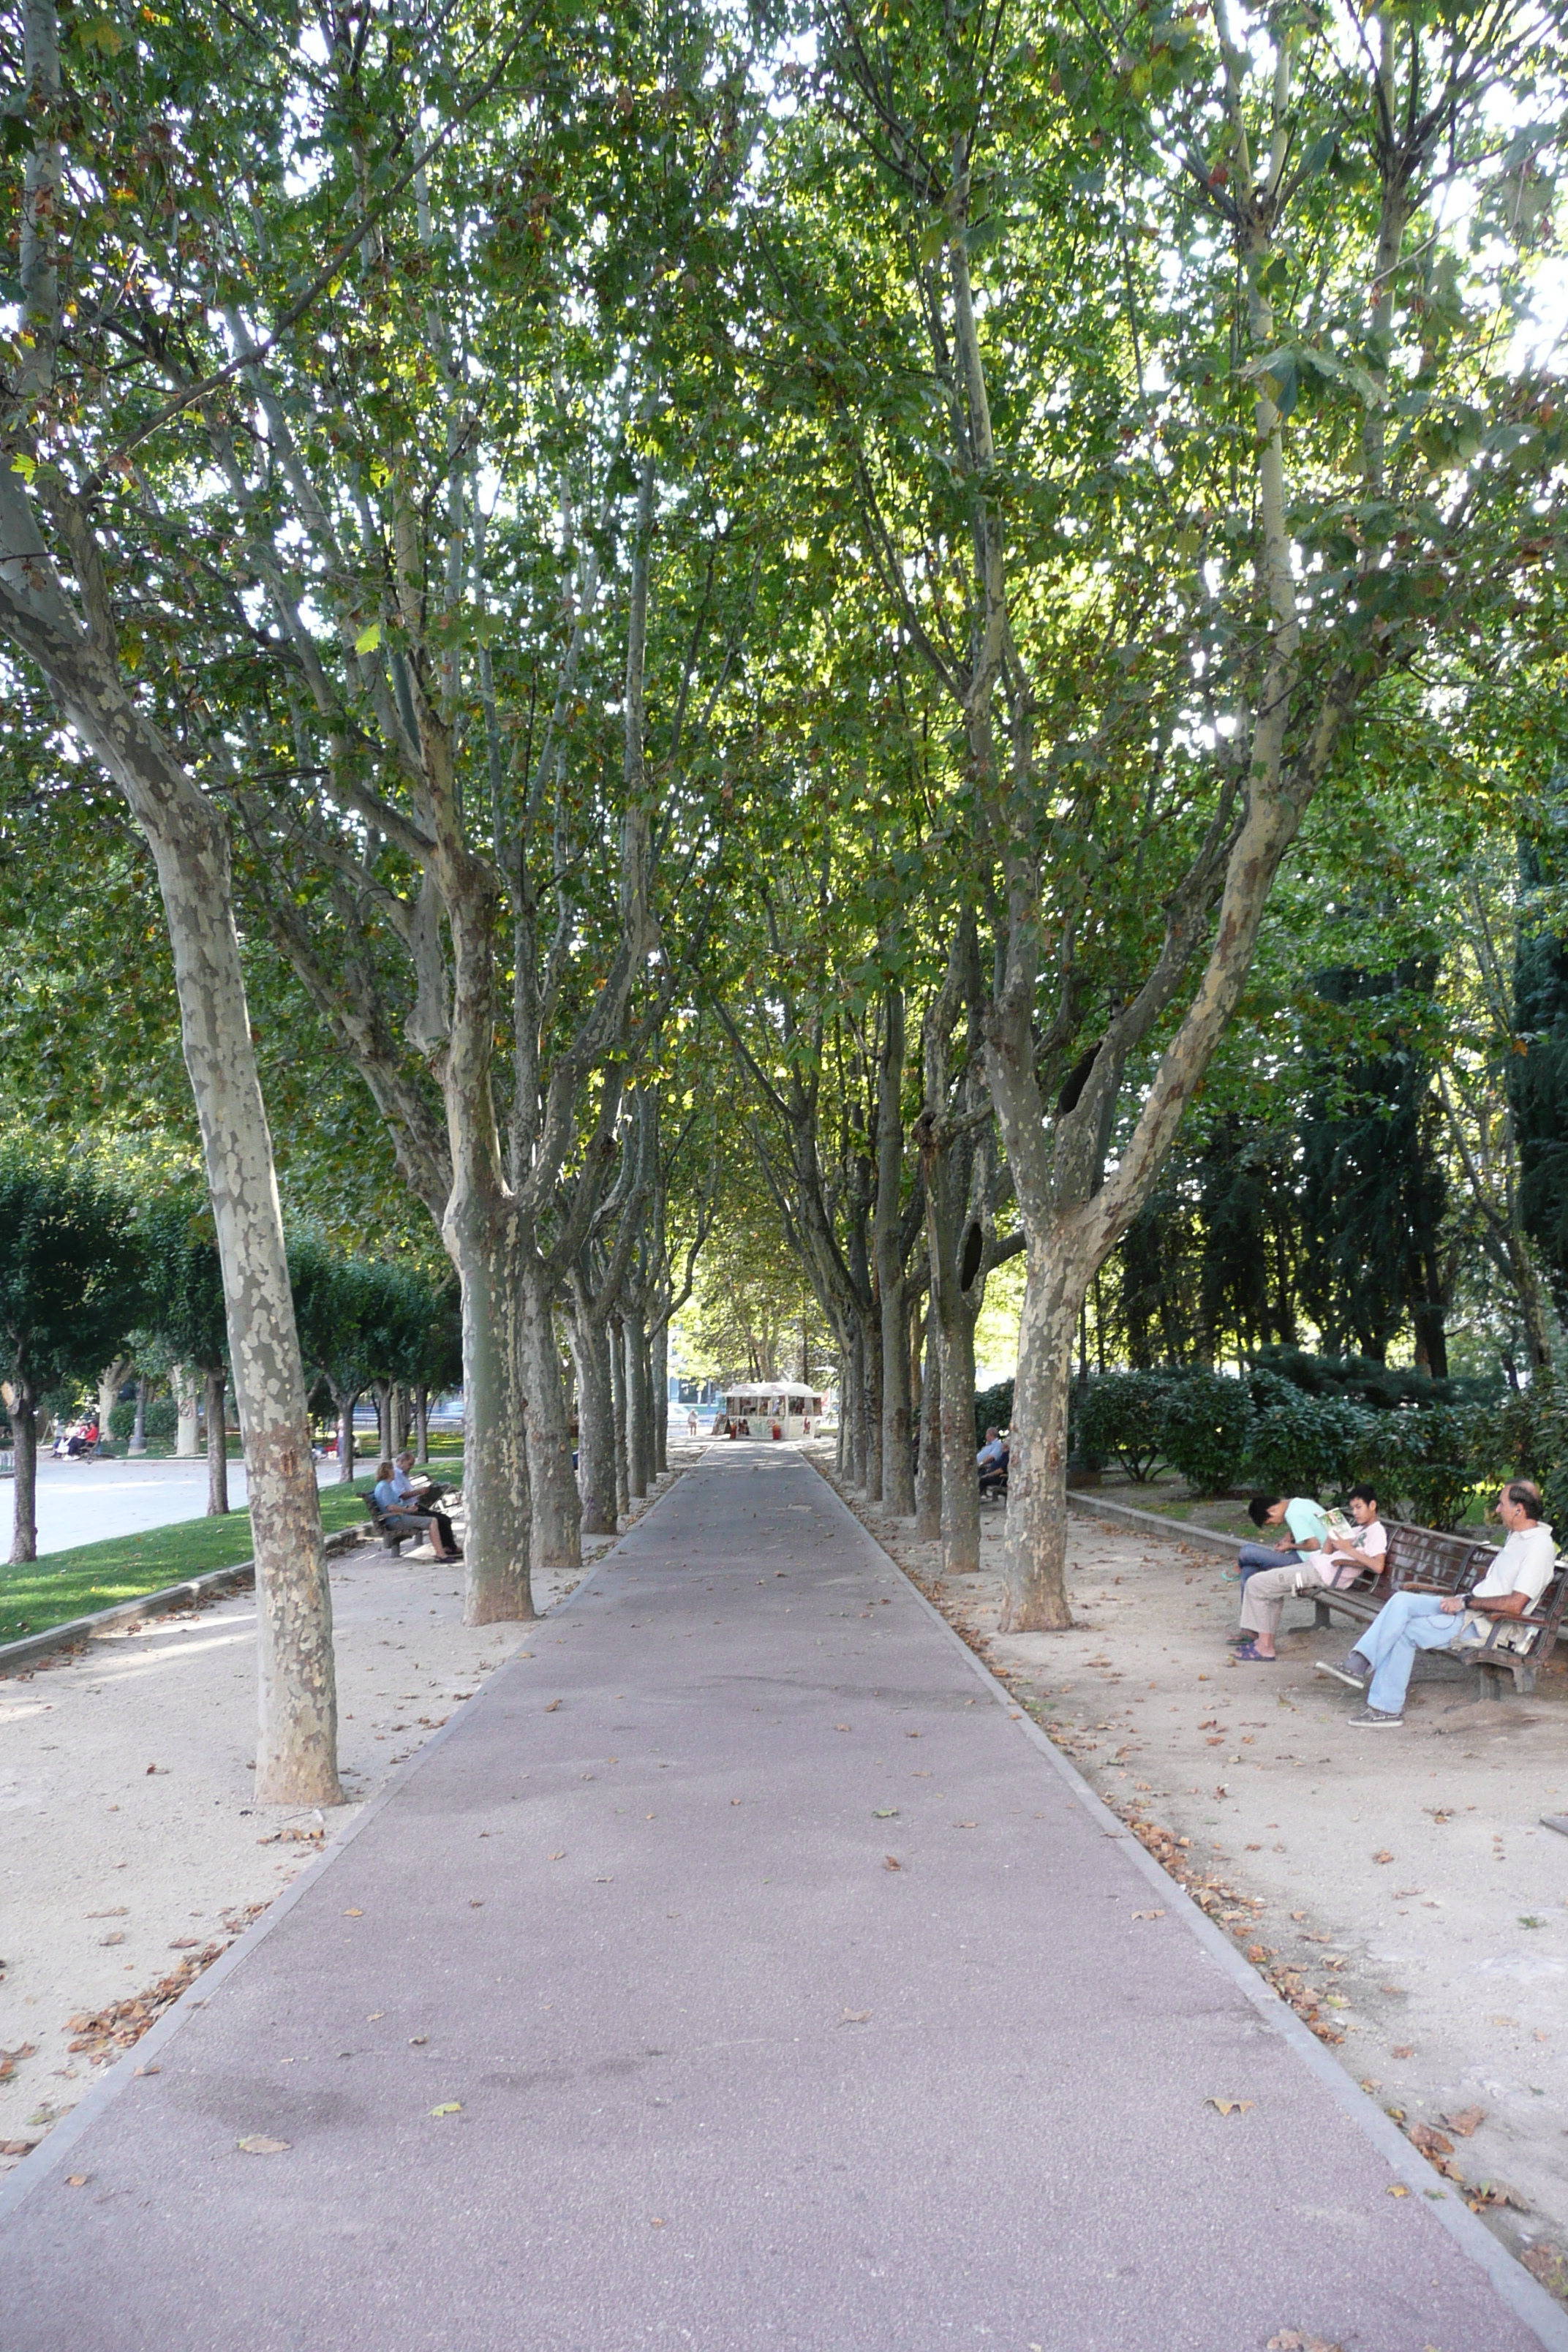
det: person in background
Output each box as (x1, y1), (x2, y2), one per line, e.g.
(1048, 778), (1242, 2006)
(976, 1425), (1009, 1498)
(1231, 1484), (1386, 1662)
(372, 1458), (461, 1561)
(391, 1449), (446, 1509)
(1317, 1480), (1556, 1726)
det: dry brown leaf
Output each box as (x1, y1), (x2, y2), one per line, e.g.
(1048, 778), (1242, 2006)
(66, 2174), (88, 2187)
(1131, 1910), (1165, 1921)
(883, 1855), (902, 1872)
(236, 2136), (290, 2155)
(544, 1700), (562, 1713)
(1441, 2107), (1486, 2138)
(1408, 2123), (1454, 2158)
(1392, 2044), (1415, 2059)
(1267, 2334), (1344, 2352)
(548, 1850), (565, 1861)
(1387, 2184), (1410, 2198)
(1207, 2097), (1255, 2116)
(834, 1723), (851, 1731)
(1373, 1849), (1394, 1864)
(97, 1932), (125, 1948)
(343, 1908), (364, 1918)
(840, 2009), (872, 2024)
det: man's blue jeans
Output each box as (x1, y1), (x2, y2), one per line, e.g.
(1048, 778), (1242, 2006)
(1352, 1591), (1461, 1714)
(1237, 1542), (1300, 1587)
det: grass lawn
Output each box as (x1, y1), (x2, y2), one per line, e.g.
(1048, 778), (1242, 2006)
(0, 1461), (464, 1646)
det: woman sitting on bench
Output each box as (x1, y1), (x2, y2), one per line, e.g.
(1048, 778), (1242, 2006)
(372, 1459), (462, 1560)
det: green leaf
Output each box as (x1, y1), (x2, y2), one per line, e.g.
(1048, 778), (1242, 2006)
(354, 622), (382, 656)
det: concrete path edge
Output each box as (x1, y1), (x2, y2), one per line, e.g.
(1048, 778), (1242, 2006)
(0, 1525), (366, 1678)
(807, 1460), (1568, 2352)
(0, 1523), (628, 2233)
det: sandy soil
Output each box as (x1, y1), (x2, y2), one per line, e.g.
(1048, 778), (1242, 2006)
(0, 1452), (701, 2171)
(810, 1444), (1568, 2303)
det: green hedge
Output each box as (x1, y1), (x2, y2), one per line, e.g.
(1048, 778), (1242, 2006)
(1077, 1371), (1173, 1482)
(1160, 1371), (1254, 1496)
(107, 1396), (179, 1442)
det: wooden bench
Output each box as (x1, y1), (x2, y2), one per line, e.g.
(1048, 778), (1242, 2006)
(1305, 1521), (1567, 1697)
(363, 1493), (415, 1555)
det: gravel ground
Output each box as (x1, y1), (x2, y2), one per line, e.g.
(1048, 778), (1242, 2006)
(811, 1444), (1568, 2305)
(0, 1455), (700, 2170)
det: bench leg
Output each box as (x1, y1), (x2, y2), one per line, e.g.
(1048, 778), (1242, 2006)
(1478, 1665), (1505, 1701)
(1314, 1597), (1330, 1629)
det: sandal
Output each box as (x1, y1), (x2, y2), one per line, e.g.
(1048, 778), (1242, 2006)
(1230, 1642), (1276, 1662)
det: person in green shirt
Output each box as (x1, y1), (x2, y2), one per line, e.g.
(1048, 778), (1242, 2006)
(1234, 1493), (1327, 1594)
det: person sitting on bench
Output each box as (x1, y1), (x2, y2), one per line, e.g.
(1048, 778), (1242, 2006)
(372, 1458), (461, 1560)
(1231, 1484), (1386, 1662)
(976, 1427), (1009, 1496)
(391, 1450), (447, 1509)
(1316, 1480), (1556, 1725)
(1235, 1491), (1328, 1594)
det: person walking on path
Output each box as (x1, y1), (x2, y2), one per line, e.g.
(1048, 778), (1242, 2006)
(372, 1458), (462, 1561)
(1316, 1480), (1556, 1725)
(1232, 1484), (1387, 1662)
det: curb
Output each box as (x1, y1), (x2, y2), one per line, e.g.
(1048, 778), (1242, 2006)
(0, 1524), (369, 1678)
(804, 1455), (1568, 2352)
(1065, 1488), (1240, 1557)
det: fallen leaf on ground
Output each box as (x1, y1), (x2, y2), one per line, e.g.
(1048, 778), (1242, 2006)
(1442, 2107), (1486, 2137)
(1392, 2045), (1415, 2059)
(469, 1900), (483, 1909)
(1267, 2334), (1343, 2351)
(1132, 1910), (1165, 1921)
(883, 1855), (902, 1871)
(1207, 2098), (1254, 2116)
(0, 2140), (36, 2157)
(544, 1700), (562, 1713)
(429, 2103), (461, 2117)
(1393, 1887), (1422, 1899)
(548, 1850), (565, 1861)
(650, 2216), (666, 2227)
(410, 2035), (428, 2046)
(343, 1909), (363, 1918)
(167, 1937), (203, 1950)
(85, 1909), (127, 1920)
(1408, 2123), (1454, 2158)
(840, 2009), (872, 2024)
(872, 1809), (898, 1820)
(97, 1933), (125, 1948)
(834, 1723), (850, 1732)
(236, 2136), (290, 2155)
(1387, 2184), (1410, 2197)
(66, 2174), (88, 2187)
(1373, 1850), (1394, 1864)
(132, 2063), (159, 2077)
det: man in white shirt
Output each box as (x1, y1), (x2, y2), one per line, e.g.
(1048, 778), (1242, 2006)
(1232, 1485), (1386, 1662)
(1316, 1481), (1557, 1725)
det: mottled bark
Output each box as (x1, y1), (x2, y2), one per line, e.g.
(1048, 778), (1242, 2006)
(916, 1315), (942, 1542)
(570, 1301), (618, 1535)
(651, 1319), (669, 1474)
(448, 1200), (532, 1623)
(876, 990), (914, 1516)
(624, 1305), (652, 1499)
(206, 1368), (231, 1516)
(609, 1312), (630, 1518)
(413, 1386), (430, 1466)
(8, 1382), (37, 1564)
(520, 1267), (580, 1572)
(173, 1362), (200, 1455)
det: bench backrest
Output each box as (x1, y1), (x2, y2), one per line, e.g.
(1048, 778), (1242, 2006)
(1386, 1522), (1494, 1595)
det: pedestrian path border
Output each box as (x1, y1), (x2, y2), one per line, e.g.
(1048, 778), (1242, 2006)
(0, 1524), (367, 1678)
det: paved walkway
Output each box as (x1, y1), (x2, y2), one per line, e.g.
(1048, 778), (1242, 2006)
(2, 1444), (1561, 2351)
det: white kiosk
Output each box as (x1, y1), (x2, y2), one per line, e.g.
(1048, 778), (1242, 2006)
(721, 1380), (826, 1440)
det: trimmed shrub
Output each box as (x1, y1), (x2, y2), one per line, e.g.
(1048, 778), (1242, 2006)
(1077, 1371), (1173, 1483)
(1159, 1372), (1254, 1496)
(1245, 1393), (1377, 1497)
(973, 1379), (1015, 1452)
(107, 1395), (178, 1442)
